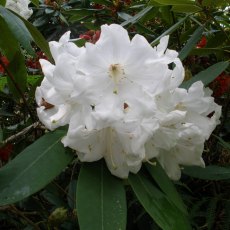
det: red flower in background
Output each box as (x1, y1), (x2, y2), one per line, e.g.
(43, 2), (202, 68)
(91, 3), (105, 9)
(197, 36), (207, 48)
(0, 143), (13, 162)
(79, 30), (101, 44)
(210, 72), (230, 97)
(0, 56), (9, 74)
(26, 51), (48, 70)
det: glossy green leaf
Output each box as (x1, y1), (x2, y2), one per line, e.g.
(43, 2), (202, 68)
(190, 47), (227, 56)
(64, 8), (102, 16)
(0, 6), (34, 56)
(0, 129), (73, 206)
(183, 165), (230, 180)
(151, 15), (188, 45)
(68, 179), (77, 209)
(6, 51), (27, 98)
(172, 5), (202, 13)
(179, 26), (204, 61)
(180, 61), (229, 89)
(145, 163), (187, 214)
(151, 0), (196, 5)
(30, 0), (39, 6)
(159, 6), (173, 25)
(11, 13), (53, 61)
(77, 160), (126, 230)
(129, 171), (192, 230)
(0, 17), (20, 59)
(121, 6), (153, 26)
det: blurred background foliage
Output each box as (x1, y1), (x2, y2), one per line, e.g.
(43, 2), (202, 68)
(0, 0), (230, 229)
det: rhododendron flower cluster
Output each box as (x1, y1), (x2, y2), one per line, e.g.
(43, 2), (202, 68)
(36, 24), (221, 180)
(5, 0), (33, 19)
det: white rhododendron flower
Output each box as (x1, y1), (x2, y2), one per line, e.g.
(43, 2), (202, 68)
(5, 0), (33, 19)
(36, 24), (221, 179)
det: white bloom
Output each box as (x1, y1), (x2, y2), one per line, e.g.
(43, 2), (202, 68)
(5, 0), (33, 19)
(147, 81), (221, 180)
(36, 24), (221, 180)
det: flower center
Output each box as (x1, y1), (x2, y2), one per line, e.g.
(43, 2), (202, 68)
(108, 63), (125, 84)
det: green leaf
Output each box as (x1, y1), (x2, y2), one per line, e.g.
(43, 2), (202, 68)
(129, 171), (192, 230)
(202, 0), (228, 7)
(159, 6), (173, 25)
(121, 6), (153, 26)
(179, 26), (204, 61)
(6, 51), (27, 98)
(0, 17), (20, 60)
(30, 0), (39, 7)
(0, 6), (34, 56)
(33, 16), (48, 27)
(17, 15), (53, 61)
(190, 47), (227, 56)
(68, 179), (77, 209)
(151, 0), (196, 5)
(151, 15), (188, 46)
(77, 160), (126, 230)
(180, 61), (229, 89)
(183, 165), (230, 180)
(172, 5), (201, 13)
(145, 163), (187, 214)
(0, 129), (73, 206)
(0, 0), (6, 6)
(212, 135), (230, 150)
(64, 8), (102, 16)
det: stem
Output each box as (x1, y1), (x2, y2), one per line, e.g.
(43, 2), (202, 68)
(52, 181), (75, 203)
(0, 54), (36, 122)
(2, 122), (40, 145)
(10, 205), (40, 230)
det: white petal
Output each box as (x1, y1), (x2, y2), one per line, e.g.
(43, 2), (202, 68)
(157, 36), (169, 56)
(37, 104), (71, 130)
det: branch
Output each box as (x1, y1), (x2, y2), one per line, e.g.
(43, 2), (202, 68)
(2, 122), (40, 145)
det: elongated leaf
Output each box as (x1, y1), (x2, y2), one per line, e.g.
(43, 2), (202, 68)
(190, 47), (227, 56)
(179, 26), (203, 61)
(64, 8), (102, 16)
(172, 5), (202, 12)
(0, 17), (20, 59)
(152, 0), (196, 5)
(180, 61), (229, 89)
(145, 163), (187, 214)
(129, 171), (191, 230)
(30, 0), (39, 7)
(183, 165), (230, 180)
(151, 16), (188, 45)
(213, 135), (230, 150)
(15, 14), (53, 61)
(0, 130), (73, 206)
(0, 6), (34, 56)
(6, 51), (27, 98)
(77, 160), (126, 230)
(121, 6), (153, 26)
